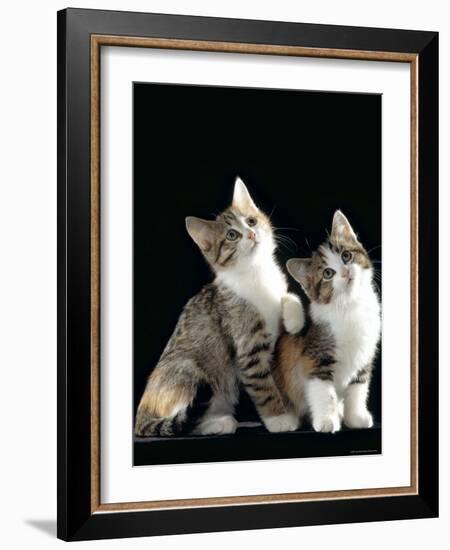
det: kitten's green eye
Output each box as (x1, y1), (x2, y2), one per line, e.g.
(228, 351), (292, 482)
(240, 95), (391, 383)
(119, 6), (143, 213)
(323, 268), (336, 280)
(341, 250), (353, 264)
(246, 217), (257, 227)
(226, 229), (239, 241)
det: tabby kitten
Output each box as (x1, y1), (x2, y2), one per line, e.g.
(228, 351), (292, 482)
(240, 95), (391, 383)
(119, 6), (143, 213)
(135, 178), (300, 437)
(274, 211), (381, 433)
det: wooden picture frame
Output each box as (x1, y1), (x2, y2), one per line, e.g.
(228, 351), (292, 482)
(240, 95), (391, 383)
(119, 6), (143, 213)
(57, 8), (438, 541)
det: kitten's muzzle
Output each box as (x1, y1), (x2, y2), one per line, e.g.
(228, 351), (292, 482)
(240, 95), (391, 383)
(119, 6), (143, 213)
(247, 230), (257, 242)
(342, 267), (353, 283)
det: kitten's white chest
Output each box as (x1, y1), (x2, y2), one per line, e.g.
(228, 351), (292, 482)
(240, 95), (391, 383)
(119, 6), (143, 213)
(313, 289), (381, 387)
(217, 260), (287, 341)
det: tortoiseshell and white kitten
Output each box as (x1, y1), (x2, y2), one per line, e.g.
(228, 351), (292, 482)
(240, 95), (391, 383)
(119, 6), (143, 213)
(135, 178), (301, 437)
(274, 211), (380, 433)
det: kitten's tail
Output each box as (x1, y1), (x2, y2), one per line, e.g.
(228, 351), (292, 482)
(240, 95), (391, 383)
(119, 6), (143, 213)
(134, 383), (213, 437)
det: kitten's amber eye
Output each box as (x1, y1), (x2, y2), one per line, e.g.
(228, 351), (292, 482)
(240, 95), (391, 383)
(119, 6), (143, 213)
(226, 229), (239, 241)
(341, 250), (353, 264)
(246, 217), (257, 227)
(323, 268), (336, 280)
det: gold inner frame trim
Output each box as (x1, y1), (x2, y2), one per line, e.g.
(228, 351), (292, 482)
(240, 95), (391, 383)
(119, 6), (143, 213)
(90, 34), (419, 514)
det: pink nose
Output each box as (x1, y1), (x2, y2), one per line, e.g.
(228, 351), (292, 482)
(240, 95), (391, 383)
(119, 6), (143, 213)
(248, 230), (256, 241)
(342, 268), (351, 279)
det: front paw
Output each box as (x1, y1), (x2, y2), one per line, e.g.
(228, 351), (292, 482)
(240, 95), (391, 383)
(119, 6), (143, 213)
(263, 413), (299, 433)
(197, 416), (238, 435)
(281, 294), (305, 334)
(312, 413), (341, 433)
(344, 410), (373, 429)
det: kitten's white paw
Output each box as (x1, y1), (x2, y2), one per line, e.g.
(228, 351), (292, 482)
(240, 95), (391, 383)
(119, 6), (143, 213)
(197, 415), (238, 435)
(312, 413), (341, 433)
(281, 294), (305, 335)
(344, 410), (373, 429)
(264, 413), (299, 433)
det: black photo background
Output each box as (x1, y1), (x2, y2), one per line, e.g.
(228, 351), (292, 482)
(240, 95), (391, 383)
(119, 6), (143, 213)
(134, 82), (381, 439)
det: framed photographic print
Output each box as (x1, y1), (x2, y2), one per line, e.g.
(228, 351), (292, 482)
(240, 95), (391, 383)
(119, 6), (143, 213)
(57, 8), (439, 541)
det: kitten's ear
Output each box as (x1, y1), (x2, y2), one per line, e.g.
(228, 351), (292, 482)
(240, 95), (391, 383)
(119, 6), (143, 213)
(185, 217), (218, 252)
(232, 177), (257, 212)
(286, 258), (312, 290)
(331, 210), (358, 242)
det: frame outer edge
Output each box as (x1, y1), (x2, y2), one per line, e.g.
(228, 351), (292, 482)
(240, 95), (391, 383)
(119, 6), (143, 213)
(417, 33), (439, 516)
(58, 7), (95, 541)
(57, 8), (439, 539)
(57, 8), (68, 542)
(66, 7), (437, 53)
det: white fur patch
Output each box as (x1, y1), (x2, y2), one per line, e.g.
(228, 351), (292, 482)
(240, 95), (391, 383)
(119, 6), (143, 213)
(306, 378), (341, 433)
(216, 253), (287, 342)
(281, 293), (305, 334)
(196, 415), (238, 435)
(263, 413), (299, 433)
(304, 263), (380, 432)
(311, 269), (381, 393)
(344, 383), (373, 428)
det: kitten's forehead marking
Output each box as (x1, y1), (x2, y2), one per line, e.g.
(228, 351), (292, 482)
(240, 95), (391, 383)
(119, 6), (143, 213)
(318, 244), (341, 271)
(222, 209), (251, 230)
(221, 210), (238, 227)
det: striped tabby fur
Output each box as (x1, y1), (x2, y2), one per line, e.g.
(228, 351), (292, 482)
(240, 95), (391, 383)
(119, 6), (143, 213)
(135, 178), (299, 437)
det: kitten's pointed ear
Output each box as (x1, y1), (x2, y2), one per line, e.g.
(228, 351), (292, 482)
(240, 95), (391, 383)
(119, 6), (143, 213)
(232, 177), (257, 212)
(185, 217), (218, 252)
(331, 210), (358, 242)
(286, 258), (312, 290)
